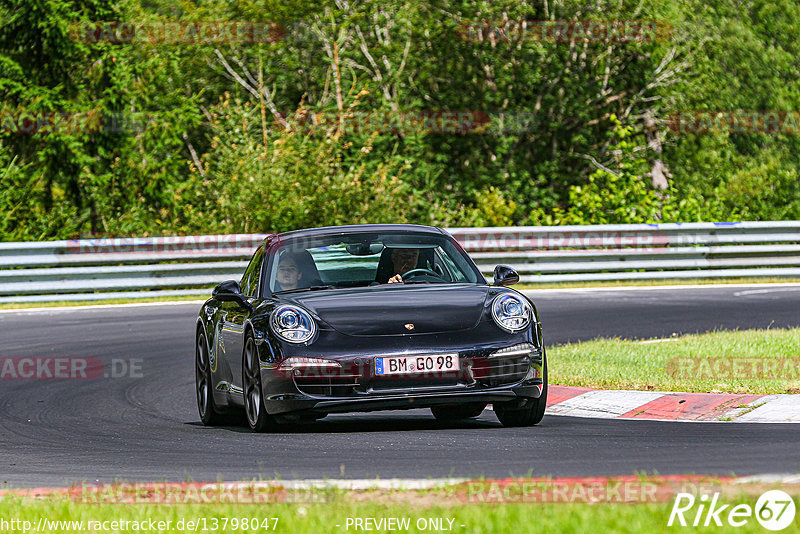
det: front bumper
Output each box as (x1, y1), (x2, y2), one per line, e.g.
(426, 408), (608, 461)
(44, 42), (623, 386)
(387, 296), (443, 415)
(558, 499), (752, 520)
(258, 339), (544, 416)
(266, 382), (543, 417)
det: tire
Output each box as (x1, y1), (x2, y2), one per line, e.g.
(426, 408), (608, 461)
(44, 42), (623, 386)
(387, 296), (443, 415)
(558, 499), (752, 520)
(242, 334), (277, 432)
(431, 403), (487, 421)
(195, 330), (231, 426)
(495, 352), (548, 427)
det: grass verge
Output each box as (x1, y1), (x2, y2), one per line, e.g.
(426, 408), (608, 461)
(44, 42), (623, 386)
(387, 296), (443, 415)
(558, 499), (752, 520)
(2, 278), (799, 310)
(518, 277), (800, 290)
(549, 328), (800, 394)
(0, 294), (207, 310)
(0, 479), (792, 534)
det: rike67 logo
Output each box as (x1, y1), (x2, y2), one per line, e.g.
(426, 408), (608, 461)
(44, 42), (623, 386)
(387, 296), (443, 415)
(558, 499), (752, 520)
(669, 490), (796, 531)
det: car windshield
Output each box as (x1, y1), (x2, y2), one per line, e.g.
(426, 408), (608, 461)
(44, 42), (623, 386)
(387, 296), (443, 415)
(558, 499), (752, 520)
(268, 232), (482, 293)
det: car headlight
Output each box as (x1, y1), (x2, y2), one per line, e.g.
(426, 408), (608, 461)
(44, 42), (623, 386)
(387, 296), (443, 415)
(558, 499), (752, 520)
(270, 305), (317, 344)
(491, 294), (531, 333)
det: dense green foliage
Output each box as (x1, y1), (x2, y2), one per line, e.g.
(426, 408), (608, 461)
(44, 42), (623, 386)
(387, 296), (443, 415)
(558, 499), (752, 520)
(1, 0), (799, 239)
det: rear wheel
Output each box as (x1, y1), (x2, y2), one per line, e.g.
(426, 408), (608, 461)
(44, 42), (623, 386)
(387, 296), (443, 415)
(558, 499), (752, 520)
(196, 331), (230, 426)
(495, 353), (548, 427)
(431, 403), (487, 421)
(242, 334), (277, 432)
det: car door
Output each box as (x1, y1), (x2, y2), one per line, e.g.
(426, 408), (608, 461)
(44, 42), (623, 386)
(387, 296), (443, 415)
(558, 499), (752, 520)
(221, 245), (264, 400)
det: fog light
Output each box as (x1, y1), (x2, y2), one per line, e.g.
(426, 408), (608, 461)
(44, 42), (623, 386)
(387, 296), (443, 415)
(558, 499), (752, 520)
(278, 357), (340, 370)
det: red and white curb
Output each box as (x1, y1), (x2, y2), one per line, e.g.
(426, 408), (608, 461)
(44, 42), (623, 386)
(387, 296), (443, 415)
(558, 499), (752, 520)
(544, 386), (800, 422)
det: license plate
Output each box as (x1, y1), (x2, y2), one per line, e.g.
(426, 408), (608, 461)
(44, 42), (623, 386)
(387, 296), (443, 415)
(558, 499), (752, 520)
(375, 354), (459, 376)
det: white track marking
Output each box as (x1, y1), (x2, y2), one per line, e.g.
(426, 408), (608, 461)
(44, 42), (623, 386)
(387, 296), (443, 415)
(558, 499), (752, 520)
(545, 390), (664, 418)
(734, 395), (800, 423)
(733, 287), (800, 296)
(735, 474), (800, 484)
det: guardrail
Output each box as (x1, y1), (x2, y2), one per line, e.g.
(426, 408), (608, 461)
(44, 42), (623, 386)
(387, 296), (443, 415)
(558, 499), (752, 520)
(1, 222), (799, 302)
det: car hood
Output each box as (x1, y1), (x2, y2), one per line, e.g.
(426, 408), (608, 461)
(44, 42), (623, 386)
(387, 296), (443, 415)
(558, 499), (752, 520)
(282, 284), (489, 336)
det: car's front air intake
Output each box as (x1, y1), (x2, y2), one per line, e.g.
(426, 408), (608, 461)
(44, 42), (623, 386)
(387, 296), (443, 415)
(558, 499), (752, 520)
(468, 343), (535, 387)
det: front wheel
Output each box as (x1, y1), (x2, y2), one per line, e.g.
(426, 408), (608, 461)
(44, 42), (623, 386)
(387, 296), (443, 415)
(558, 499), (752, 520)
(495, 353), (548, 427)
(242, 334), (277, 432)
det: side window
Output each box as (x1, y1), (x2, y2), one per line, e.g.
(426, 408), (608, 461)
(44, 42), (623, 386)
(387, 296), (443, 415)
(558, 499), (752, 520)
(240, 246), (265, 297)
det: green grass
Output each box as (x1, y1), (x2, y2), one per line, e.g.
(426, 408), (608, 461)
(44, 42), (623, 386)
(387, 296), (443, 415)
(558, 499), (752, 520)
(0, 294), (207, 310)
(0, 492), (787, 534)
(549, 328), (800, 394)
(518, 277), (800, 290)
(1, 278), (798, 310)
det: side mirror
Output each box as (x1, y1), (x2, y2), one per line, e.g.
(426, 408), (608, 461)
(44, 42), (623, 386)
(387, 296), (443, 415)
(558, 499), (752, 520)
(492, 265), (520, 287)
(212, 280), (253, 311)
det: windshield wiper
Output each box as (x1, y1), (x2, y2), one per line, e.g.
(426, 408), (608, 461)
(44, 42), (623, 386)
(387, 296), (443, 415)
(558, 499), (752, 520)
(274, 285), (336, 294)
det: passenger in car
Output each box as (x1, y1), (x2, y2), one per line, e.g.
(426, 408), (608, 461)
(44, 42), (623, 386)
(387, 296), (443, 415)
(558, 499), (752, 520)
(275, 254), (302, 291)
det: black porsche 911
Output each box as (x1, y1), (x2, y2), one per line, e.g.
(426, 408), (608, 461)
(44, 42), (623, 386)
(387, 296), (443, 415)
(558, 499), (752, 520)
(195, 224), (547, 431)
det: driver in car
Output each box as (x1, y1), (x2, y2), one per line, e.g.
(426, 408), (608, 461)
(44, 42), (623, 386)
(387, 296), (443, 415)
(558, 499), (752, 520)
(387, 248), (420, 284)
(275, 254), (302, 291)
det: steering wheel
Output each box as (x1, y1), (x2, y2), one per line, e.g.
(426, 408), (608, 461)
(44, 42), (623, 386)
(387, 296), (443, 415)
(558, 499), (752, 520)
(400, 268), (440, 280)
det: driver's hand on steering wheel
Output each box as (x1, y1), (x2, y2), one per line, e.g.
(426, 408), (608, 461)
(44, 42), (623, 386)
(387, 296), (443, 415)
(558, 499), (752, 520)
(388, 274), (403, 284)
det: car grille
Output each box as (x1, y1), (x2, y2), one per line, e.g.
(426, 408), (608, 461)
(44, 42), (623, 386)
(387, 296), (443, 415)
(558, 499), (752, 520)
(290, 361), (362, 397)
(293, 375), (361, 397)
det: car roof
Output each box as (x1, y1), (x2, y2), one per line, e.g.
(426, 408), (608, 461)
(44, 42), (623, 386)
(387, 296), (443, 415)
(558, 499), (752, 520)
(264, 224), (448, 244)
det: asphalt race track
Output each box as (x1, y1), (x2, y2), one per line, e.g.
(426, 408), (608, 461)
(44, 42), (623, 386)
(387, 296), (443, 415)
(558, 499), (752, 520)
(1, 285), (799, 487)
